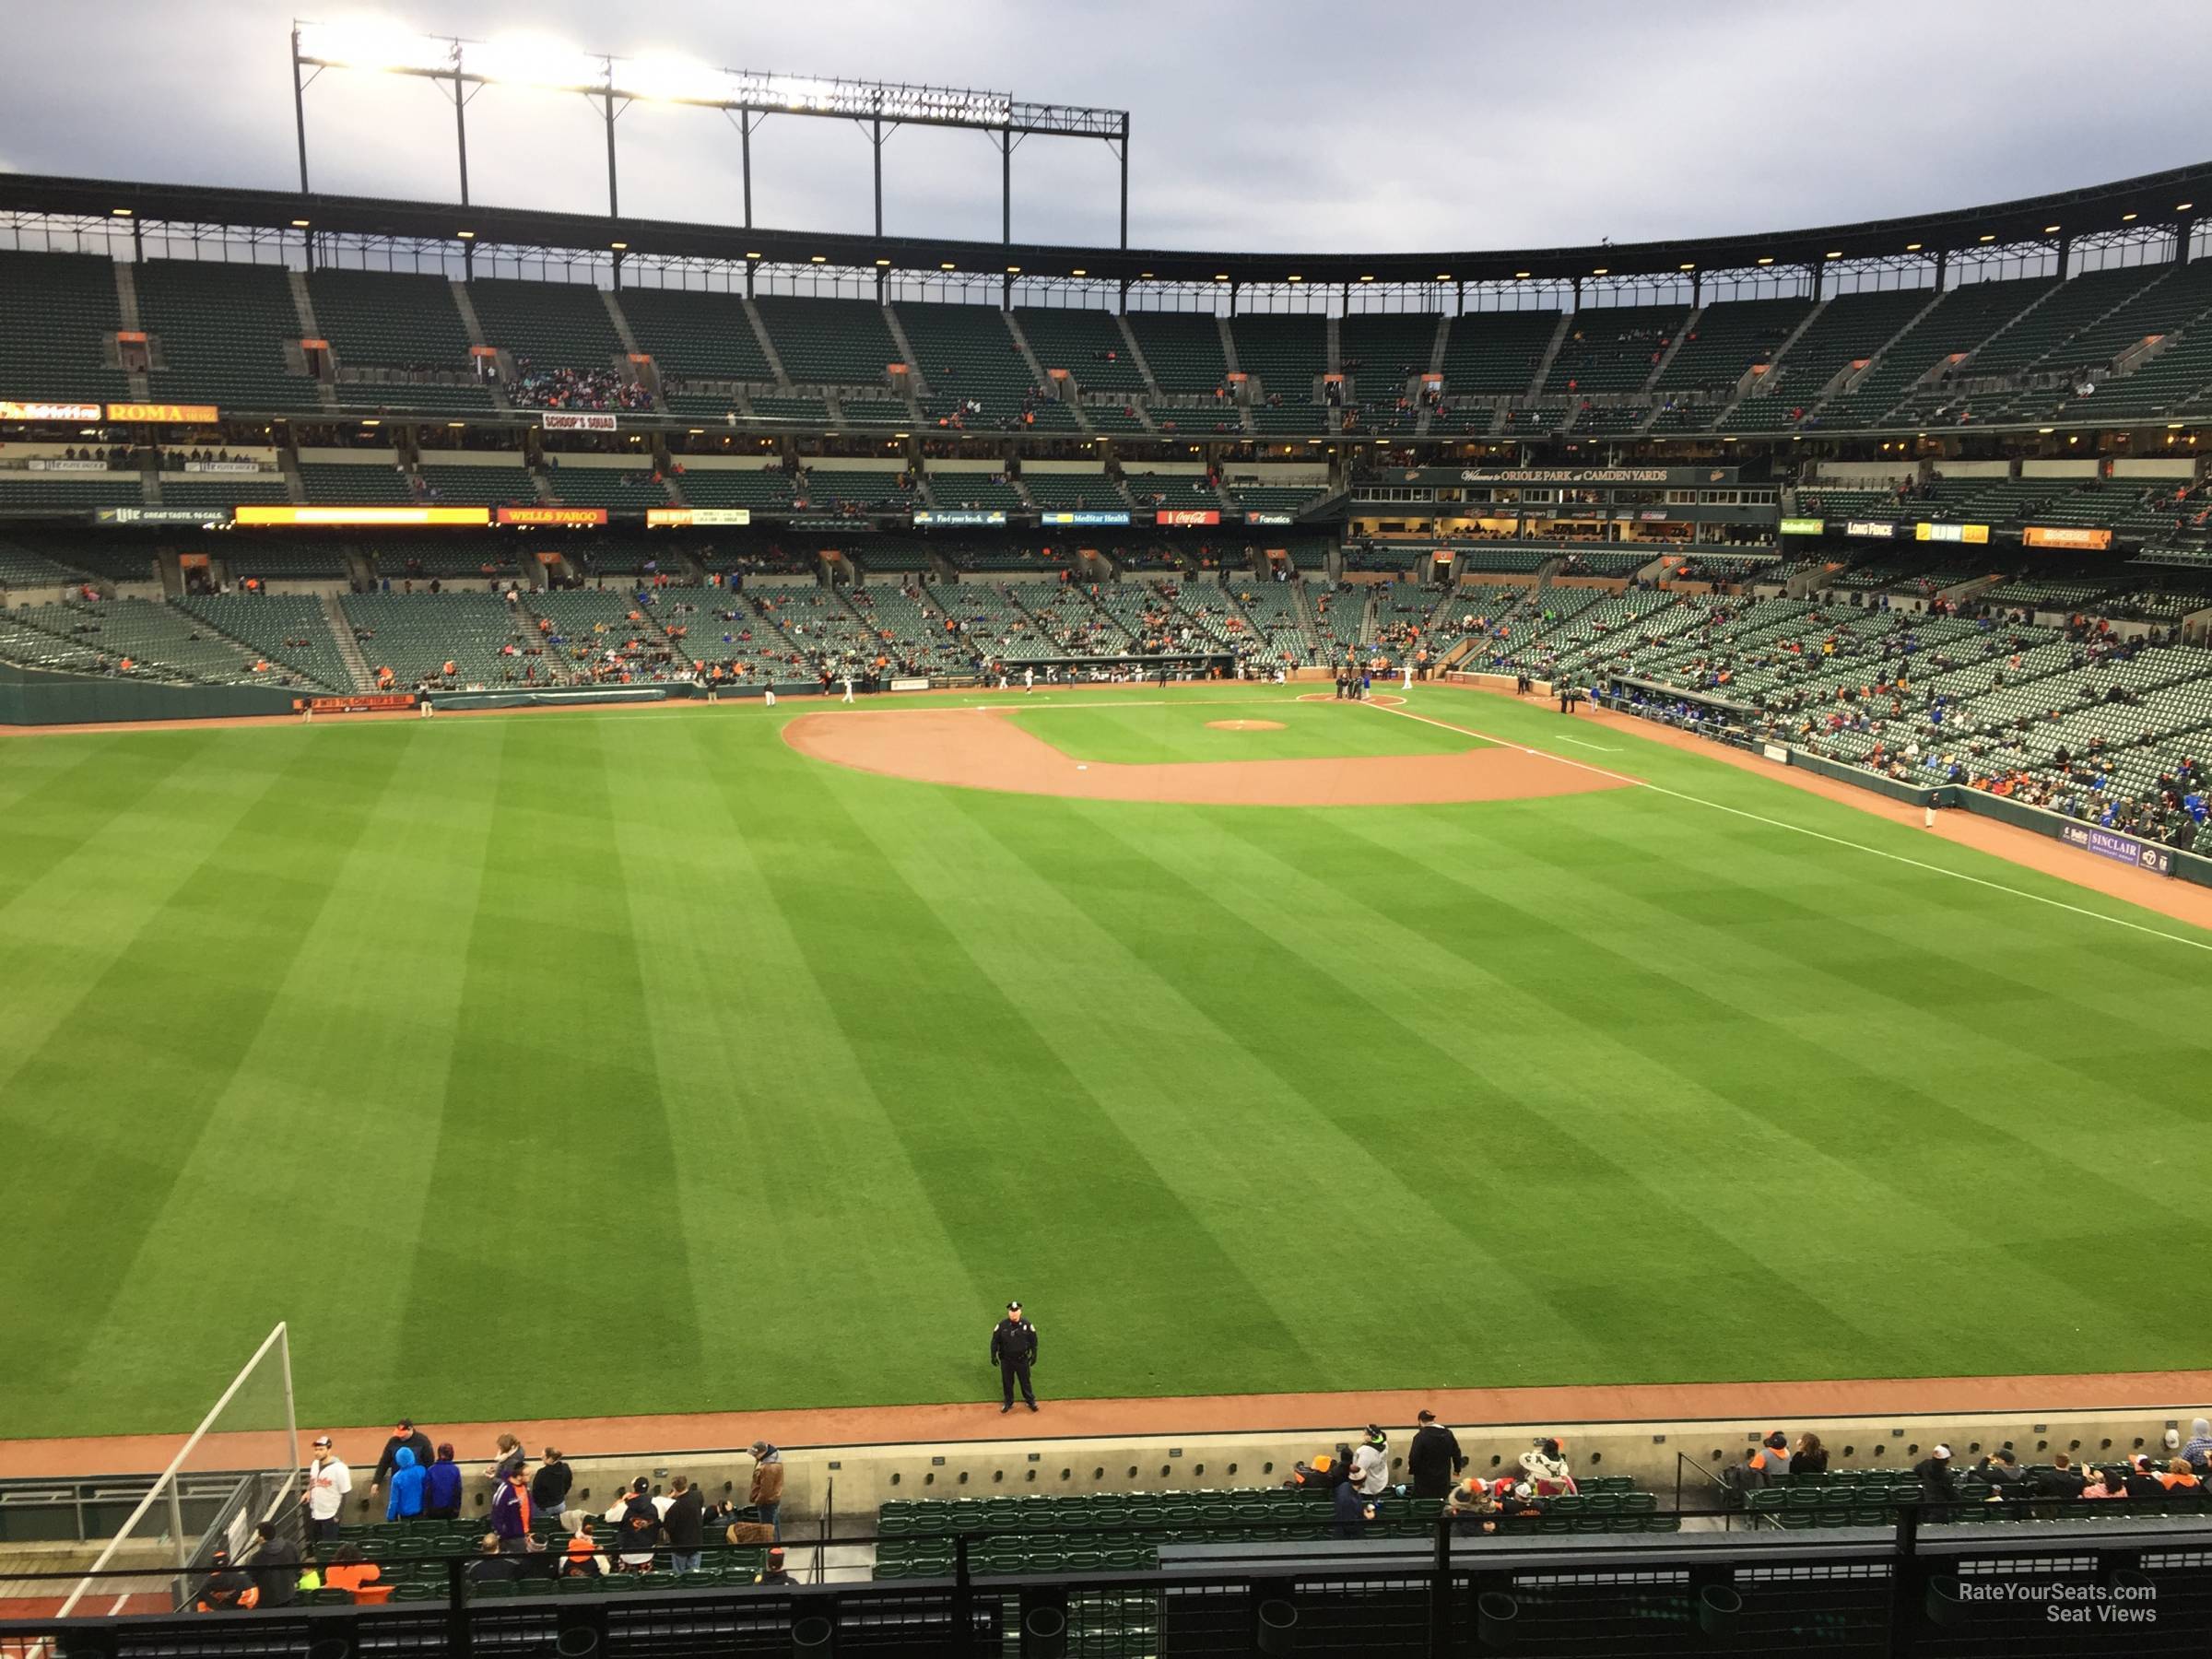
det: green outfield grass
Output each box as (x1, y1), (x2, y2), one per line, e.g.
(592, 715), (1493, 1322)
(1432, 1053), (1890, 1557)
(2, 681), (2209, 1439)
(1002, 696), (1485, 764)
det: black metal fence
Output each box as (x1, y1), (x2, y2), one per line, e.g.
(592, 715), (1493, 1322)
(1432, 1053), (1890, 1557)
(5, 1500), (2209, 1658)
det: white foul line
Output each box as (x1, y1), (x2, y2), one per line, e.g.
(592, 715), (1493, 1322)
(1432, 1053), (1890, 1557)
(1366, 697), (2212, 956)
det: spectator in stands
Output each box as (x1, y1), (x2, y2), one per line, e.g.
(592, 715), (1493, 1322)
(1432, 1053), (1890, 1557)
(2161, 1459), (2203, 1494)
(383, 1445), (427, 1524)
(425, 1443), (464, 1520)
(749, 1442), (786, 1541)
(1912, 1444), (1956, 1502)
(2032, 1454), (2087, 1500)
(1792, 1433), (1829, 1476)
(490, 1433), (525, 1487)
(1445, 1477), (1500, 1535)
(491, 1468), (533, 1544)
(1406, 1411), (1466, 1500)
(371, 1419), (432, 1495)
(468, 1533), (524, 1586)
(564, 1519), (608, 1579)
(531, 1448), (572, 1530)
(247, 1522), (300, 1608)
(1347, 1426), (1393, 1500)
(195, 1547), (258, 1612)
(300, 1436), (351, 1542)
(1519, 1437), (1575, 1496)
(323, 1544), (384, 1603)
(2078, 1465), (2127, 1500)
(609, 1477), (662, 1572)
(2124, 1455), (2169, 1500)
(2183, 1418), (2212, 1472)
(1974, 1449), (2027, 1500)
(1329, 1474), (1375, 1539)
(663, 1475), (705, 1573)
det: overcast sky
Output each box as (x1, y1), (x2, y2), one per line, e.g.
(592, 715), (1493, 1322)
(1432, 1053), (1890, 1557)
(4, 1), (2209, 254)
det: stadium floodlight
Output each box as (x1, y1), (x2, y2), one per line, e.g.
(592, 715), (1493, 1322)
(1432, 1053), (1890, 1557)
(470, 34), (606, 92)
(295, 18), (453, 72)
(623, 53), (735, 105)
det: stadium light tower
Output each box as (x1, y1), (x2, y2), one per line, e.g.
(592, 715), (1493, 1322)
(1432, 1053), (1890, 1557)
(290, 19), (1134, 245)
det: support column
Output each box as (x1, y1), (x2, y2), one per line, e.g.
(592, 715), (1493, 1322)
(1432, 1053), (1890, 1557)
(742, 114), (753, 229)
(604, 88), (619, 218)
(1114, 113), (1132, 252)
(1000, 127), (1012, 244)
(872, 109), (884, 237)
(453, 75), (471, 206)
(290, 29), (311, 193)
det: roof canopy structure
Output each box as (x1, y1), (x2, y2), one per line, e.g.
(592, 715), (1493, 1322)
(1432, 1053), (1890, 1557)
(6, 161), (2207, 290)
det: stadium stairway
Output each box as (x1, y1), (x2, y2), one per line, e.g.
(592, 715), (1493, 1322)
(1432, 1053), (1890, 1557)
(446, 282), (512, 414)
(110, 263), (151, 399)
(740, 297), (795, 390)
(1711, 297), (1830, 426)
(1112, 312), (1167, 400)
(323, 594), (376, 690)
(1525, 310), (1574, 399)
(877, 303), (931, 399)
(999, 310), (1052, 407)
(285, 272), (340, 414)
(599, 290), (666, 415)
(1806, 286), (1959, 424)
(1640, 302), (1704, 392)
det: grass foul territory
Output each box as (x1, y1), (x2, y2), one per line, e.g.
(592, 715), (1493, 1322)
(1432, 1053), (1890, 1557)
(0, 681), (2207, 1438)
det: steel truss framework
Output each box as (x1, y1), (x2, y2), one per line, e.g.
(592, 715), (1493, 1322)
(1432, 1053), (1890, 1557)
(289, 22), (1131, 250)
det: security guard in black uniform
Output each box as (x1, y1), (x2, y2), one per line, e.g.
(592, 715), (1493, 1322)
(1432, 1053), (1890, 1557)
(991, 1300), (1040, 1413)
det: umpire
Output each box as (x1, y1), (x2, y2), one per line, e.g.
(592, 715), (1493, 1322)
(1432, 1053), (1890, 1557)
(991, 1301), (1040, 1414)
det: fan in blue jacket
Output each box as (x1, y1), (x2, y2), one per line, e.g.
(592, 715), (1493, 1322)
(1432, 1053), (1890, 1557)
(385, 1446), (428, 1523)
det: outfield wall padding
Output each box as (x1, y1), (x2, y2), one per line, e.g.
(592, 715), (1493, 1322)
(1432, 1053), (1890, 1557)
(1607, 700), (2211, 897)
(0, 664), (297, 726)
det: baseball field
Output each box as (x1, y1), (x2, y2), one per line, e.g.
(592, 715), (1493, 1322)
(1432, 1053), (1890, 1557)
(2, 680), (2208, 1441)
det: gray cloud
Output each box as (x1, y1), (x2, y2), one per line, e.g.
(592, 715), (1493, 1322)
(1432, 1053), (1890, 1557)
(3, 0), (2207, 253)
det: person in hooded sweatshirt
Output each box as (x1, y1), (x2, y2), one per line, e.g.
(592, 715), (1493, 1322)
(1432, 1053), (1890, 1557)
(425, 1444), (465, 1521)
(384, 1445), (428, 1524)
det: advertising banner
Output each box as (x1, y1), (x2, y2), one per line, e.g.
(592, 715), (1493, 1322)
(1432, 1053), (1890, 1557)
(27, 458), (109, 472)
(1844, 520), (1897, 538)
(232, 505), (490, 526)
(105, 402), (219, 423)
(1242, 512), (1293, 525)
(496, 506), (607, 526)
(1914, 522), (1990, 544)
(539, 411), (618, 432)
(2060, 822), (2172, 876)
(183, 460), (266, 475)
(1780, 517), (1825, 536)
(294, 694), (418, 714)
(1155, 509), (1220, 526)
(0, 401), (103, 421)
(2023, 525), (2113, 550)
(95, 506), (233, 525)
(646, 507), (753, 527)
(912, 510), (1006, 526)
(1041, 511), (1130, 526)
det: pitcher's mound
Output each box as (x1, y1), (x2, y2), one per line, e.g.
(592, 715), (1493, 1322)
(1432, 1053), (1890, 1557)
(1207, 719), (1286, 731)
